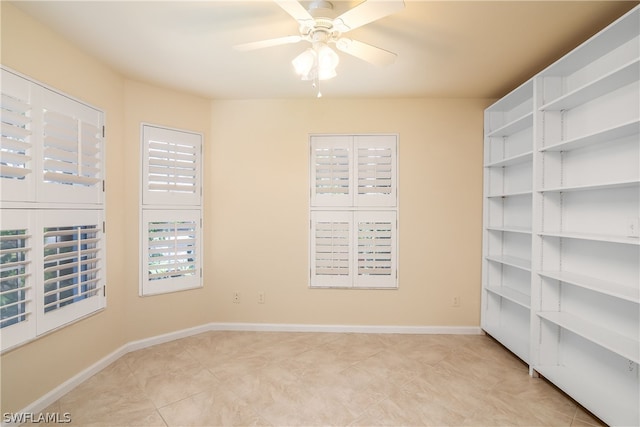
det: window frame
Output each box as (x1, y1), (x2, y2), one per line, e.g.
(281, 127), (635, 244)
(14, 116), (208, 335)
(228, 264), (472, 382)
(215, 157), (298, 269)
(309, 134), (399, 289)
(1, 66), (106, 352)
(139, 123), (203, 297)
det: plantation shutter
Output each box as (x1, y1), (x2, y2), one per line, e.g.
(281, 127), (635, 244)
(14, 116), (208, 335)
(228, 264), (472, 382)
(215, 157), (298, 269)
(40, 88), (104, 204)
(1, 69), (35, 202)
(310, 135), (353, 207)
(1, 67), (106, 350)
(0, 210), (35, 351)
(141, 210), (202, 295)
(309, 134), (398, 289)
(142, 125), (202, 207)
(355, 135), (397, 207)
(310, 211), (353, 287)
(355, 211), (397, 288)
(37, 210), (105, 335)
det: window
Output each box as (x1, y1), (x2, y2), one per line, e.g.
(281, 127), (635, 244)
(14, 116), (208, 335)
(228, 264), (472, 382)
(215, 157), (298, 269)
(309, 134), (398, 288)
(140, 124), (202, 296)
(1, 67), (106, 352)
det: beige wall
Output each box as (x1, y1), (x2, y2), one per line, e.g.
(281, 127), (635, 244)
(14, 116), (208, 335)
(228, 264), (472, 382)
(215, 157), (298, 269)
(122, 80), (213, 343)
(1, 2), (128, 414)
(207, 99), (485, 326)
(1, 2), (487, 414)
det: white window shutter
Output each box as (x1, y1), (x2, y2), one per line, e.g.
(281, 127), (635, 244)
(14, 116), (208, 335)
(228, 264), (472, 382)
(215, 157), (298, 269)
(40, 88), (104, 204)
(142, 125), (202, 207)
(0, 209), (36, 352)
(37, 209), (105, 335)
(141, 209), (202, 296)
(1, 69), (36, 202)
(310, 135), (353, 207)
(355, 135), (397, 207)
(354, 211), (397, 288)
(310, 211), (353, 287)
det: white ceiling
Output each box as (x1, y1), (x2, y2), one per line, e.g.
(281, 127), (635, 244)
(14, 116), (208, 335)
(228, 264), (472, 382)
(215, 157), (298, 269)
(11, 0), (638, 99)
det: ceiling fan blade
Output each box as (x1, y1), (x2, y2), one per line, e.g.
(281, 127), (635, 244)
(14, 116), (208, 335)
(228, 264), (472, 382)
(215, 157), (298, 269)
(335, 38), (397, 66)
(335, 0), (405, 32)
(234, 35), (302, 51)
(274, 0), (314, 23)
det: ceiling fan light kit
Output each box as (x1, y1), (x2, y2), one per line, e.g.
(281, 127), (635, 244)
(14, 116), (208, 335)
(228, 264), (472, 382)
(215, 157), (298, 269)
(235, 0), (405, 97)
(292, 43), (339, 81)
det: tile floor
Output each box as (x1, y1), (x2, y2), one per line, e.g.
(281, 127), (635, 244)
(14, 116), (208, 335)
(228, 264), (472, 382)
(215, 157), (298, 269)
(27, 331), (606, 426)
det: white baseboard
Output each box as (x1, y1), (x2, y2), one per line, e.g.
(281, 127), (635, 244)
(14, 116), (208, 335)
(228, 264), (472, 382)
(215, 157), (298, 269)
(209, 322), (482, 335)
(5, 322), (480, 426)
(4, 343), (129, 427)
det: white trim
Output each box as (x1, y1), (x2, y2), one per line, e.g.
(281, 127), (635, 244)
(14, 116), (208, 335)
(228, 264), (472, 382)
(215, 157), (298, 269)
(4, 322), (481, 426)
(208, 322), (482, 335)
(3, 344), (128, 427)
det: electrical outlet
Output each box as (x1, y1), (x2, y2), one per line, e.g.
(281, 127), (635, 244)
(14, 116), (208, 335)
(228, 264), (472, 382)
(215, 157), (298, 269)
(258, 292), (265, 304)
(453, 296), (460, 307)
(233, 292), (240, 304)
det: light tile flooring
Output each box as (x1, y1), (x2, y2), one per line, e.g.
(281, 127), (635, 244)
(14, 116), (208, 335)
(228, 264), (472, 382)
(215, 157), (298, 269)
(28, 331), (606, 426)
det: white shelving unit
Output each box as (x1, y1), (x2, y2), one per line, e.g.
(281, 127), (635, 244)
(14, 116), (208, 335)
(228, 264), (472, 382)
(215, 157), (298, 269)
(482, 6), (639, 426)
(482, 79), (534, 366)
(532, 6), (639, 425)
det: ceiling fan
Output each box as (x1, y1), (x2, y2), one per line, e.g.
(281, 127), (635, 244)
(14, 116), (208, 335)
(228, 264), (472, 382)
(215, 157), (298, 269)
(235, 0), (405, 96)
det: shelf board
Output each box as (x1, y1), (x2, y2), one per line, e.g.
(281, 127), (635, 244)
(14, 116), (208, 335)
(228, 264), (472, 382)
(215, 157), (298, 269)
(485, 254), (531, 271)
(539, 119), (640, 152)
(486, 226), (532, 235)
(537, 270), (639, 304)
(484, 151), (533, 168)
(540, 59), (640, 111)
(535, 364), (638, 427)
(539, 179), (639, 193)
(486, 80), (534, 113)
(537, 311), (639, 364)
(486, 112), (533, 138)
(486, 190), (533, 199)
(485, 285), (531, 308)
(538, 230), (640, 246)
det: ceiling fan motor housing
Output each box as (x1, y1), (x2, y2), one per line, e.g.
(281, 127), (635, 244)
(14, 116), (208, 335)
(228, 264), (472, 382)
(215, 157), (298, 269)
(299, 0), (343, 44)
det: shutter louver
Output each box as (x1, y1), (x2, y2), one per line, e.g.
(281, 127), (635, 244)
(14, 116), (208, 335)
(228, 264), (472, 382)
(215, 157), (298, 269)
(356, 211), (396, 288)
(358, 147), (393, 195)
(355, 211), (397, 288)
(141, 209), (202, 296)
(315, 147), (350, 196)
(1, 94), (32, 181)
(142, 125), (202, 207)
(42, 225), (101, 314)
(147, 220), (198, 281)
(0, 229), (31, 328)
(310, 136), (353, 207)
(355, 136), (397, 206)
(310, 211), (353, 287)
(1, 68), (35, 202)
(315, 221), (351, 276)
(148, 140), (198, 194)
(43, 110), (101, 187)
